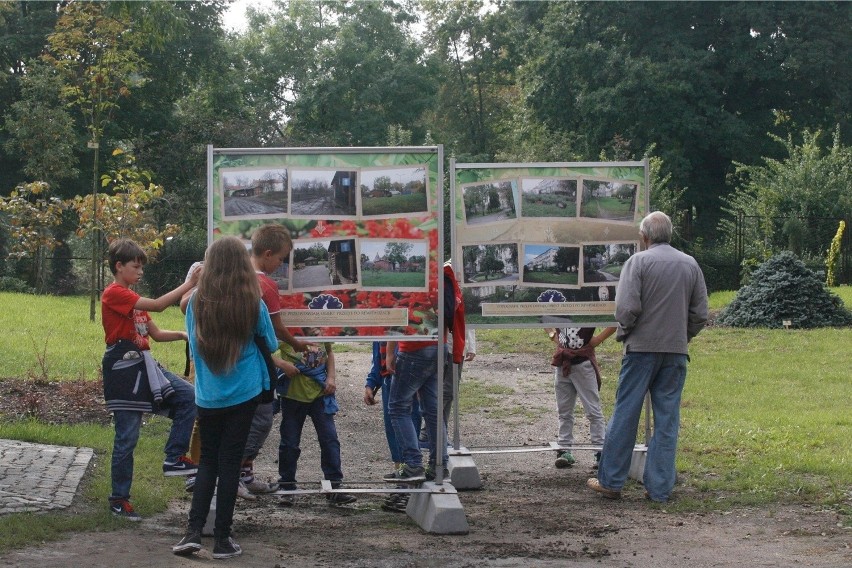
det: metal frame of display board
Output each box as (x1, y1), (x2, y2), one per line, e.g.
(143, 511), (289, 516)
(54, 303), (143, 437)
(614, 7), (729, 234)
(204, 146), (468, 534)
(446, 159), (652, 486)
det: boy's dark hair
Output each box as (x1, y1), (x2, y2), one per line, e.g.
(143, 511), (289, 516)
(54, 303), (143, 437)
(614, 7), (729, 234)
(251, 224), (292, 257)
(108, 238), (147, 274)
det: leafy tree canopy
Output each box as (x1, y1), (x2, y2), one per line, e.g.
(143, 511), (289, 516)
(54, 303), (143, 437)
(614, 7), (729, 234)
(719, 127), (852, 261)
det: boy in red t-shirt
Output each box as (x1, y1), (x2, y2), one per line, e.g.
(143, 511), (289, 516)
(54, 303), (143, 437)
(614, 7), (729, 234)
(101, 238), (201, 520)
(238, 224), (304, 497)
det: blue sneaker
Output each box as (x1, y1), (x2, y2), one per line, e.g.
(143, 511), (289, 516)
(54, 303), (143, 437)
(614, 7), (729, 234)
(163, 456), (198, 477)
(110, 499), (141, 521)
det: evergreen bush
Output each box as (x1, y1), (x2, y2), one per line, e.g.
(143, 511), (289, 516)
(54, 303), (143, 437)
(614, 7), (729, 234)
(0, 276), (34, 294)
(717, 251), (852, 328)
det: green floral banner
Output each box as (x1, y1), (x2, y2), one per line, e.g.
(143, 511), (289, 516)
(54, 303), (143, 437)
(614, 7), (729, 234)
(210, 148), (442, 340)
(452, 161), (648, 326)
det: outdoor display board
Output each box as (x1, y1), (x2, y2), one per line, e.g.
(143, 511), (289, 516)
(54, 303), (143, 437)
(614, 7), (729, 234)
(208, 146), (443, 341)
(451, 160), (649, 327)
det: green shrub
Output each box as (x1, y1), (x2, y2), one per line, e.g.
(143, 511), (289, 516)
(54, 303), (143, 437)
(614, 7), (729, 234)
(718, 251), (852, 328)
(826, 220), (846, 287)
(0, 276), (34, 294)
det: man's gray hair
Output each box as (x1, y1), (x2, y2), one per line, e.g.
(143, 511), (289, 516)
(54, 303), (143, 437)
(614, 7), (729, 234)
(640, 211), (673, 244)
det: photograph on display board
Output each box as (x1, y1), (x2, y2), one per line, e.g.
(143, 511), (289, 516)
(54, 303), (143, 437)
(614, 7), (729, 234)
(581, 242), (638, 286)
(460, 243), (520, 286)
(519, 177), (578, 218)
(579, 179), (638, 221)
(360, 166), (430, 217)
(522, 243), (581, 288)
(290, 168), (358, 218)
(461, 180), (518, 226)
(359, 239), (429, 290)
(221, 167), (288, 218)
(291, 237), (359, 291)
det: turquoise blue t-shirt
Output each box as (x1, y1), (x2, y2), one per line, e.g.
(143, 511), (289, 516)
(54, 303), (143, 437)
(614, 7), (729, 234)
(186, 295), (277, 409)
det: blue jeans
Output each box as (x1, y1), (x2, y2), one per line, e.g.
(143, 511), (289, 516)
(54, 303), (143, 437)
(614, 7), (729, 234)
(110, 369), (196, 501)
(188, 398), (257, 538)
(598, 352), (688, 501)
(278, 397), (343, 487)
(382, 374), (421, 464)
(388, 345), (448, 469)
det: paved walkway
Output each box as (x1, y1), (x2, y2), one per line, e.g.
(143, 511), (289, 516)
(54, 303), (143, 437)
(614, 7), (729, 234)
(0, 439), (93, 515)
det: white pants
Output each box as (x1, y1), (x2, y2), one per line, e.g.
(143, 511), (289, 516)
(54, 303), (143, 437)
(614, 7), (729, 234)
(554, 361), (605, 446)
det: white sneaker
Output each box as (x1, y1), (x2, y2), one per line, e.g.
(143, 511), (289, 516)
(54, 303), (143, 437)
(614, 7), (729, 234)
(244, 478), (277, 494)
(237, 480), (256, 501)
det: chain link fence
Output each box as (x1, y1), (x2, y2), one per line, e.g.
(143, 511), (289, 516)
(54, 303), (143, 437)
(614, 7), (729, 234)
(693, 213), (850, 292)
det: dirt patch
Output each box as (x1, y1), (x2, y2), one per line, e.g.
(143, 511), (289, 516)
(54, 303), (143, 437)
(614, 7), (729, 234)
(1, 351), (850, 567)
(0, 376), (109, 426)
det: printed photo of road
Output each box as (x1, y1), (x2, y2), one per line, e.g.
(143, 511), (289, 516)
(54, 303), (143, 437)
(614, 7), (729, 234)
(579, 179), (637, 221)
(221, 168), (288, 217)
(462, 180), (518, 225)
(292, 238), (359, 290)
(290, 169), (358, 217)
(461, 243), (520, 285)
(582, 243), (636, 284)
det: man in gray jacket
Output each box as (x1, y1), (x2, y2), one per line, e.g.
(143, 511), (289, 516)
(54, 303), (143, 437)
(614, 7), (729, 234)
(587, 211), (708, 502)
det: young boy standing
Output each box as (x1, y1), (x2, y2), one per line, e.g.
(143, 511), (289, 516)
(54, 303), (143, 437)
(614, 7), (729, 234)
(101, 238), (201, 520)
(238, 224), (303, 497)
(548, 326), (616, 468)
(277, 333), (356, 506)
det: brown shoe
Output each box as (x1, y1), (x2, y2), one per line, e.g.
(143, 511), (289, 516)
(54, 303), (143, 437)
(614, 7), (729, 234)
(587, 478), (621, 499)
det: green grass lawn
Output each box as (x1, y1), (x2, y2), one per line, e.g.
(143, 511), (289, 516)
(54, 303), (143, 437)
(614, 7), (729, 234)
(520, 196), (577, 217)
(522, 270), (579, 285)
(678, 327), (852, 508)
(0, 416), (188, 552)
(468, 272), (518, 283)
(0, 293), (188, 381)
(581, 196), (633, 220)
(361, 270), (426, 287)
(362, 193), (428, 215)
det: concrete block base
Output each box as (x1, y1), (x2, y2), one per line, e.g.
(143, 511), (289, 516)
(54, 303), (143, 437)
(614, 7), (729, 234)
(406, 482), (469, 535)
(628, 444), (647, 482)
(448, 453), (481, 490)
